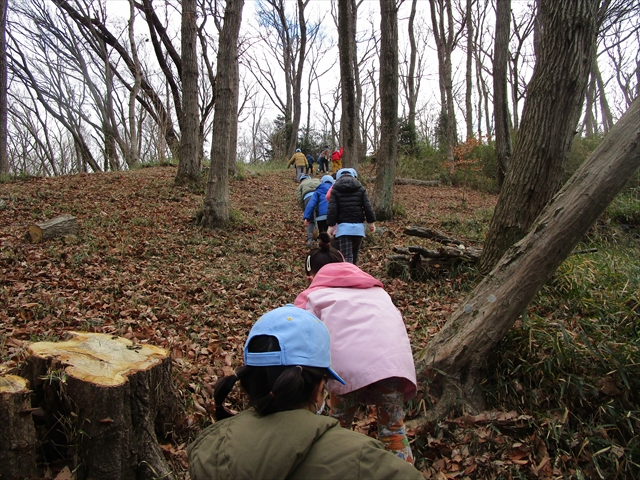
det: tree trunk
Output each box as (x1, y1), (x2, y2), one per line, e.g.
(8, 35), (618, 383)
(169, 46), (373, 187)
(27, 214), (78, 243)
(338, 0), (358, 168)
(493, 0), (512, 187)
(464, 0), (474, 141)
(21, 331), (180, 480)
(406, 0), (418, 134)
(175, 0), (201, 186)
(417, 96), (640, 415)
(0, 375), (38, 479)
(0, 0), (7, 174)
(200, 0), (244, 228)
(479, 0), (599, 273)
(373, 0), (398, 221)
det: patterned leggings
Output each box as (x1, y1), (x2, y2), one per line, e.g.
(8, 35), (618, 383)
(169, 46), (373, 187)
(332, 235), (363, 265)
(329, 378), (414, 464)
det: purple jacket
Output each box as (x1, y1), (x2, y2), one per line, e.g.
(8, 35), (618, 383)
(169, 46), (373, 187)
(294, 263), (417, 400)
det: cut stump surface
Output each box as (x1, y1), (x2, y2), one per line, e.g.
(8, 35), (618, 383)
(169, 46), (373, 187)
(22, 332), (178, 480)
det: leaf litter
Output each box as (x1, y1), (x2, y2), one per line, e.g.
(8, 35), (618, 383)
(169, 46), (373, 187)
(0, 166), (561, 478)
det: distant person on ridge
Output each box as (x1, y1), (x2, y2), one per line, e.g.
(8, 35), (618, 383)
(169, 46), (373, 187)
(330, 147), (343, 173)
(317, 146), (330, 174)
(288, 148), (308, 181)
(327, 168), (375, 265)
(305, 153), (316, 175)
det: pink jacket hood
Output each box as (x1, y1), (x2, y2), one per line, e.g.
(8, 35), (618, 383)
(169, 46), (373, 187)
(294, 263), (417, 400)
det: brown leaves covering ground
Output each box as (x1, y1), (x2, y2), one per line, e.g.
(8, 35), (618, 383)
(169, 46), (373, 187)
(0, 166), (552, 478)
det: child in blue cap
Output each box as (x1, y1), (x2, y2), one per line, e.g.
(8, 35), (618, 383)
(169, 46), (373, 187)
(188, 305), (422, 480)
(327, 168), (376, 264)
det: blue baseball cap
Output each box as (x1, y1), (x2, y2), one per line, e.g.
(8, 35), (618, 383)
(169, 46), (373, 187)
(321, 175), (335, 184)
(244, 305), (346, 384)
(336, 168), (357, 179)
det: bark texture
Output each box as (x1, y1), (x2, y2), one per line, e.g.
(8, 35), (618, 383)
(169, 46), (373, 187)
(480, 0), (599, 272)
(200, 0), (244, 227)
(0, 0), (7, 174)
(417, 97), (640, 414)
(0, 375), (38, 479)
(338, 0), (359, 169)
(175, 0), (201, 185)
(27, 214), (78, 243)
(21, 331), (179, 480)
(493, 0), (512, 186)
(373, 0), (398, 221)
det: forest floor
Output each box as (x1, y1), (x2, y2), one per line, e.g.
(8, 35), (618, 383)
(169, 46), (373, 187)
(2, 165), (572, 478)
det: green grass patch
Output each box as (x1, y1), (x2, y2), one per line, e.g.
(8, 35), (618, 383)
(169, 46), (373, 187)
(486, 236), (640, 478)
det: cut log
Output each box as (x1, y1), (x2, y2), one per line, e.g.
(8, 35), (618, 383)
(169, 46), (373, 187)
(27, 214), (78, 243)
(21, 332), (179, 480)
(0, 374), (38, 480)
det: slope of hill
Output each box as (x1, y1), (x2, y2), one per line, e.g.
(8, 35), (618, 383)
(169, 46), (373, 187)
(1, 166), (500, 476)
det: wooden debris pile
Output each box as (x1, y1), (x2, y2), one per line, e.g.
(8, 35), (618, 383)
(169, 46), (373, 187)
(388, 226), (482, 278)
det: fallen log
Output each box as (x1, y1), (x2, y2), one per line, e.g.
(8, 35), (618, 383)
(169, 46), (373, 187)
(404, 226), (469, 247)
(21, 332), (179, 480)
(0, 374), (38, 479)
(27, 214), (78, 243)
(366, 176), (440, 187)
(395, 178), (440, 186)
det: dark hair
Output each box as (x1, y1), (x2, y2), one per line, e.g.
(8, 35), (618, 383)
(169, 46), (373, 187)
(214, 335), (327, 420)
(305, 232), (344, 276)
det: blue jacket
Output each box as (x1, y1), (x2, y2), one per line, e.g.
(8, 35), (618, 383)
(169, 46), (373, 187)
(306, 154), (315, 165)
(304, 182), (332, 221)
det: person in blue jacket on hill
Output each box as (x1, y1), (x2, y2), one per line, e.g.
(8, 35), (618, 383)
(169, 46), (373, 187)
(304, 175), (335, 236)
(305, 153), (316, 175)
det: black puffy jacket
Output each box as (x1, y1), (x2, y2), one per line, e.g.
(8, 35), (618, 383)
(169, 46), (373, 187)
(327, 176), (375, 227)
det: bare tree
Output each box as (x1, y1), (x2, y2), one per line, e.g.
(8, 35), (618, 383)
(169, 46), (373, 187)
(338, 0), (360, 167)
(372, 0), (398, 220)
(199, 0), (244, 228)
(0, 0), (7, 174)
(479, 0), (599, 273)
(494, 0), (512, 186)
(175, 0), (201, 185)
(428, 0), (464, 170)
(509, 6), (536, 131)
(248, 0), (318, 158)
(464, 0), (475, 140)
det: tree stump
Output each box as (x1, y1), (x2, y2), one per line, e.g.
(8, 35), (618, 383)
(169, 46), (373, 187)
(21, 332), (179, 480)
(27, 214), (78, 243)
(0, 374), (38, 479)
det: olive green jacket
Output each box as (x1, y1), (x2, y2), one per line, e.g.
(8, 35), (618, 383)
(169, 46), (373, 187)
(188, 409), (423, 480)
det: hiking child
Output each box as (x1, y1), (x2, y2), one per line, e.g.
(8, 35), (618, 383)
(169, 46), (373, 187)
(326, 168), (375, 265)
(305, 153), (316, 175)
(287, 148), (308, 181)
(330, 147), (343, 173)
(188, 305), (423, 480)
(296, 174), (321, 246)
(304, 175), (334, 235)
(317, 146), (330, 173)
(294, 239), (418, 464)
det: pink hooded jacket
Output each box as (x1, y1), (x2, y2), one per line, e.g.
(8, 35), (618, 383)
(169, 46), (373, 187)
(294, 263), (417, 400)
